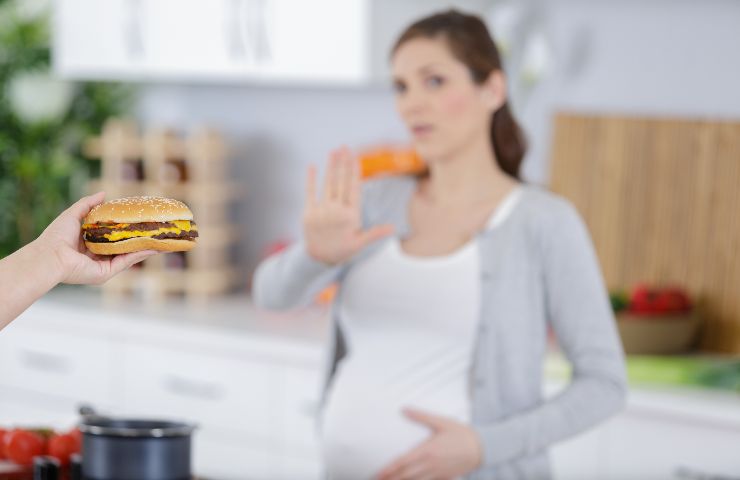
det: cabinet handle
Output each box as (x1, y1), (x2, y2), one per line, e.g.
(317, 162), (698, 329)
(673, 466), (736, 479)
(162, 375), (224, 401)
(225, 0), (261, 63)
(20, 350), (71, 374)
(225, 0), (246, 60)
(123, 0), (144, 60)
(253, 0), (272, 63)
(232, 0), (271, 64)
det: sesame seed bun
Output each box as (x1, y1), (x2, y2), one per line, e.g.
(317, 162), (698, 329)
(84, 196), (194, 224)
(85, 237), (196, 255)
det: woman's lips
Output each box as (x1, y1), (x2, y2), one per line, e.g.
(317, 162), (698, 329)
(411, 125), (434, 137)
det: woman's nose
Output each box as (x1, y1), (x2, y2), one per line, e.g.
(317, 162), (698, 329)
(398, 89), (428, 117)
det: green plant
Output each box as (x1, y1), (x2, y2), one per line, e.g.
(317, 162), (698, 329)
(0, 0), (133, 257)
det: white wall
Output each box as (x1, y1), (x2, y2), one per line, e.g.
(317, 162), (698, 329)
(136, 83), (405, 279)
(135, 0), (740, 280)
(521, 0), (740, 182)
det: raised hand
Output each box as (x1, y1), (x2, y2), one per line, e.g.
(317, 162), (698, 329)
(303, 147), (394, 265)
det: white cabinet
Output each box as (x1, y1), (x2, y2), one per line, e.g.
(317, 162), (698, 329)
(263, 0), (368, 83)
(139, 0), (236, 78)
(119, 342), (280, 441)
(52, 0), (136, 77)
(53, 0), (369, 84)
(0, 324), (116, 409)
(53, 0), (494, 84)
(550, 422), (607, 480)
(551, 391), (740, 480)
(603, 413), (740, 480)
(278, 365), (323, 451)
(0, 295), (327, 478)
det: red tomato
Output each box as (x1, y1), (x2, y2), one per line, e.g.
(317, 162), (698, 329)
(68, 427), (82, 453)
(5, 429), (45, 466)
(48, 433), (78, 466)
(0, 428), (7, 459)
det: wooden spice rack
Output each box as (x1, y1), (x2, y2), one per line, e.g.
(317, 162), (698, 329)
(84, 118), (244, 303)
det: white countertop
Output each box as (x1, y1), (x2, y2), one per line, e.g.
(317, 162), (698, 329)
(12, 286), (740, 426)
(11, 285), (330, 366)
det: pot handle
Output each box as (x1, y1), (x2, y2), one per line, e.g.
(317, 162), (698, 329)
(78, 403), (112, 424)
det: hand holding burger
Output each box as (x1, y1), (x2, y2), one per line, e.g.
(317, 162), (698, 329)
(0, 192), (197, 331)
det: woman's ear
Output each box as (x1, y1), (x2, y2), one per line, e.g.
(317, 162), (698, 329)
(481, 70), (507, 112)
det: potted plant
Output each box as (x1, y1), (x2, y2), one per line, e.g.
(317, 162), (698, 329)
(0, 0), (131, 258)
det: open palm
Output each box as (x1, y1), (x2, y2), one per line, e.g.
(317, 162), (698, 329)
(303, 147), (394, 265)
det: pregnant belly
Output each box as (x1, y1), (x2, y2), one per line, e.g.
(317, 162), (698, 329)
(320, 395), (431, 480)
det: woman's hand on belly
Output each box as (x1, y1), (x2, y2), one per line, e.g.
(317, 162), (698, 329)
(304, 147), (395, 265)
(376, 408), (482, 480)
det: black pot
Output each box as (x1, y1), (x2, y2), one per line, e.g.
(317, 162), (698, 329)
(79, 412), (196, 480)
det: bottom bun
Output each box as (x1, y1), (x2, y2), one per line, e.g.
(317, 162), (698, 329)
(85, 237), (197, 255)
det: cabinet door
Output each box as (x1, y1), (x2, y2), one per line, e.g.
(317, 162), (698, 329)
(278, 365), (323, 451)
(193, 431), (283, 480)
(0, 396), (79, 430)
(139, 0), (251, 79)
(604, 412), (740, 480)
(55, 0), (369, 83)
(193, 430), (323, 479)
(0, 324), (115, 408)
(265, 0), (368, 84)
(54, 0), (141, 78)
(120, 342), (280, 441)
(551, 421), (608, 480)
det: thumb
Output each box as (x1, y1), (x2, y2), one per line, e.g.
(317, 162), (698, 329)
(67, 191), (106, 222)
(356, 224), (395, 249)
(403, 408), (449, 431)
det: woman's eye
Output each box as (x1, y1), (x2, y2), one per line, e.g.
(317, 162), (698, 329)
(425, 76), (444, 88)
(393, 81), (407, 94)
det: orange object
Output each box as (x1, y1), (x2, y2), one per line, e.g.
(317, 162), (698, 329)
(316, 284), (338, 305)
(359, 147), (425, 179)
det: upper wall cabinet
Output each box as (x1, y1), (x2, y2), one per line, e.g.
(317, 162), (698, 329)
(53, 0), (492, 85)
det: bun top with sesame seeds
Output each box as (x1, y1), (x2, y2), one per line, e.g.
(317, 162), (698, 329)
(84, 196), (194, 224)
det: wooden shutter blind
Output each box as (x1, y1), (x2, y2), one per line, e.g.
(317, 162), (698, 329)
(549, 112), (740, 353)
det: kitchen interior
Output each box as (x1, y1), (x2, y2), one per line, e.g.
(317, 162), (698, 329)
(1, 0), (739, 479)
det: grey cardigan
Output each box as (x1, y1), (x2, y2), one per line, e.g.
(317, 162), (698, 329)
(253, 176), (627, 480)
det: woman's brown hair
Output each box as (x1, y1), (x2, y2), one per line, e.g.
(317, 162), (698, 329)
(392, 9), (526, 179)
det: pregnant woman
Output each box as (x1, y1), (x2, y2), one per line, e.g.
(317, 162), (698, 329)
(253, 10), (627, 480)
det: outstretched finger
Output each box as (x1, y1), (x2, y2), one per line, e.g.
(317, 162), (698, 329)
(66, 191), (106, 221)
(305, 164), (318, 208)
(322, 151), (339, 202)
(339, 147), (356, 206)
(349, 150), (362, 207)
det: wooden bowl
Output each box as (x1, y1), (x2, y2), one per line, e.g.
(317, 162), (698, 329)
(616, 311), (701, 355)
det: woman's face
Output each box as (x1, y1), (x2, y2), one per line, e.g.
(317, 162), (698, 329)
(391, 36), (501, 162)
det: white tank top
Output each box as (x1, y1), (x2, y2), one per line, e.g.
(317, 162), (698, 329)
(320, 187), (523, 479)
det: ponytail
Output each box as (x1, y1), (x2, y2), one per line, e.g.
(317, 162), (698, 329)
(491, 102), (526, 179)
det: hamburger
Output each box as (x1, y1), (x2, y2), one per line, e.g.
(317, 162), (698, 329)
(82, 196), (198, 255)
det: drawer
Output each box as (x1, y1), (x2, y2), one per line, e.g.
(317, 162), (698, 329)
(0, 395), (79, 430)
(279, 365), (323, 451)
(604, 412), (740, 480)
(193, 431), (322, 480)
(0, 327), (114, 406)
(193, 433), (284, 480)
(120, 343), (279, 440)
(281, 455), (322, 480)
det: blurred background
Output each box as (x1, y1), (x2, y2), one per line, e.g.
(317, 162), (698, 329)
(0, 0), (739, 479)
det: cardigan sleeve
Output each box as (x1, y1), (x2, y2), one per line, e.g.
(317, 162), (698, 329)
(473, 198), (627, 467)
